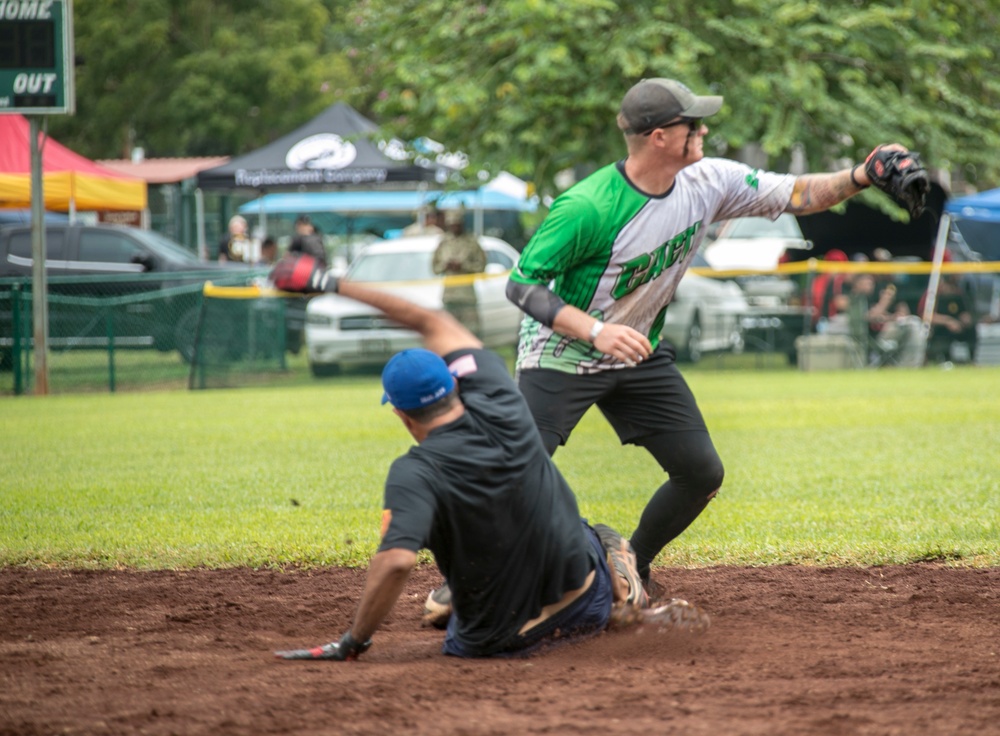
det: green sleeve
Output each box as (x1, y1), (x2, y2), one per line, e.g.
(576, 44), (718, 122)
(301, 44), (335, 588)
(512, 193), (602, 286)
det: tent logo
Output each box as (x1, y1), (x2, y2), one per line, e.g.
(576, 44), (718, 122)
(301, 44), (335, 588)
(285, 134), (357, 170)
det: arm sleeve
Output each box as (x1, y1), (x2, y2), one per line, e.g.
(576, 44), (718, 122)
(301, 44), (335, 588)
(505, 280), (568, 327)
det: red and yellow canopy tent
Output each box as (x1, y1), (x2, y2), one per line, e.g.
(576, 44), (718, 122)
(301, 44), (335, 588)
(0, 115), (146, 212)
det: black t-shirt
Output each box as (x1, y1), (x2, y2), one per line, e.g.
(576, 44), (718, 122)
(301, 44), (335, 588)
(378, 348), (596, 656)
(218, 234), (250, 263)
(936, 293), (969, 319)
(288, 234), (327, 265)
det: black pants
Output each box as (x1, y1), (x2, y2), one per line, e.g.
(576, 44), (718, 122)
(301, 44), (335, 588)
(517, 344), (724, 576)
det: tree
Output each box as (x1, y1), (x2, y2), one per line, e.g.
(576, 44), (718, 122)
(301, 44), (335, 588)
(349, 0), (1000, 202)
(50, 0), (359, 159)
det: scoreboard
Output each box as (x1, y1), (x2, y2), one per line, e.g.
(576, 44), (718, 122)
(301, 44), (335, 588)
(0, 0), (74, 115)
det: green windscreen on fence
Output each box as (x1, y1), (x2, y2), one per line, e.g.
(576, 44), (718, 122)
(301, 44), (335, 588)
(3, 260), (998, 395)
(0, 270), (264, 395)
(188, 282), (291, 390)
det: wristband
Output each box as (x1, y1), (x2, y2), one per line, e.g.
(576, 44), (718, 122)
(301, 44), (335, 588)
(589, 320), (605, 342)
(849, 164), (868, 190)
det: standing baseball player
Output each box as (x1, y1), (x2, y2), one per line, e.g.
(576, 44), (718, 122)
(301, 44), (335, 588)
(268, 256), (706, 661)
(505, 77), (929, 594)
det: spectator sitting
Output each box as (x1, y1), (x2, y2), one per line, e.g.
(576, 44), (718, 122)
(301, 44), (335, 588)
(868, 246), (901, 298)
(919, 273), (978, 363)
(811, 248), (851, 331)
(847, 273), (924, 366)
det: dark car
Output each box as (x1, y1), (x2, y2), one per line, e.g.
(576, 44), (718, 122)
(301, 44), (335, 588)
(0, 223), (253, 368)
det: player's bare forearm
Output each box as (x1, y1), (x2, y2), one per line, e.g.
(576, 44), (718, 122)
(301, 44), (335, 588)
(551, 303), (600, 343)
(337, 279), (482, 356)
(552, 305), (652, 366)
(349, 548), (418, 643)
(785, 169), (866, 215)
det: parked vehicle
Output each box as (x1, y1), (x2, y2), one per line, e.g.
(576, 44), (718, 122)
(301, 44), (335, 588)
(702, 214), (813, 305)
(305, 235), (522, 375)
(0, 223), (250, 368)
(694, 215), (818, 362)
(703, 214), (813, 270)
(661, 268), (749, 363)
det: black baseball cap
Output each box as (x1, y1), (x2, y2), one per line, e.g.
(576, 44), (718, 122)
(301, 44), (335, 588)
(619, 79), (723, 135)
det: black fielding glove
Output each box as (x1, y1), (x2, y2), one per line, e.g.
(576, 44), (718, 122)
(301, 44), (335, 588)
(274, 631), (372, 661)
(270, 254), (338, 294)
(864, 146), (931, 220)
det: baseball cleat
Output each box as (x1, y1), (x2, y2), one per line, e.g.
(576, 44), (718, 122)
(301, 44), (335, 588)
(592, 523), (649, 609)
(422, 583), (452, 629)
(640, 598), (711, 634)
(641, 573), (668, 604)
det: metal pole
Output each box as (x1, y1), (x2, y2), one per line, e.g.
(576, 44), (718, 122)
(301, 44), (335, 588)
(801, 258), (817, 372)
(920, 212), (951, 365)
(29, 116), (50, 395)
(106, 311), (116, 393)
(922, 213), (950, 328)
(258, 190), (268, 256)
(195, 188), (207, 260)
(12, 283), (23, 395)
(278, 297), (287, 371)
(474, 189), (484, 237)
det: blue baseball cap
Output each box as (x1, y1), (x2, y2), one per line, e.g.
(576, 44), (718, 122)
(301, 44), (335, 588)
(380, 349), (456, 411)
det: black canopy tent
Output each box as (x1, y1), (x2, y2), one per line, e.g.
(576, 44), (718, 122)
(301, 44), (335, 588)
(196, 102), (446, 192)
(194, 102), (452, 256)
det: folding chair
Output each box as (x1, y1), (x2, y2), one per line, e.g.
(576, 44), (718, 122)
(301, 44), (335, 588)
(866, 333), (901, 367)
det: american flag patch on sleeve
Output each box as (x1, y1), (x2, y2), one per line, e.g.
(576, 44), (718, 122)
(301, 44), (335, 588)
(448, 353), (478, 377)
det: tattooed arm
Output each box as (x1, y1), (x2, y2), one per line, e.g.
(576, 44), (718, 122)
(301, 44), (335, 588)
(785, 143), (911, 215)
(784, 168), (869, 215)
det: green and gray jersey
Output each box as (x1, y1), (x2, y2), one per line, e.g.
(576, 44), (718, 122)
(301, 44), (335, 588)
(511, 157), (795, 374)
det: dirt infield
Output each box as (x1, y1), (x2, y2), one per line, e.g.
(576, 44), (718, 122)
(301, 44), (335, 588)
(2, 564), (998, 736)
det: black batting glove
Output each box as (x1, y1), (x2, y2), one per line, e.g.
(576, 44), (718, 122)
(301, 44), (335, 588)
(270, 254), (339, 294)
(274, 631), (372, 661)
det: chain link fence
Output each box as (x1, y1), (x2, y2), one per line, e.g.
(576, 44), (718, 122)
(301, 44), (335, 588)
(0, 268), (290, 395)
(3, 261), (998, 396)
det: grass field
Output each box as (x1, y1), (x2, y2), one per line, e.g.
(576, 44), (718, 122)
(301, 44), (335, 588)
(2, 365), (998, 569)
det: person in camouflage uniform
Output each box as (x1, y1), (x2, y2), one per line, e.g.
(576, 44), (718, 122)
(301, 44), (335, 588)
(433, 208), (487, 336)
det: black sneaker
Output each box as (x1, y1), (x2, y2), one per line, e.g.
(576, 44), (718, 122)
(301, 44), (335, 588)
(592, 523), (649, 608)
(422, 583), (452, 629)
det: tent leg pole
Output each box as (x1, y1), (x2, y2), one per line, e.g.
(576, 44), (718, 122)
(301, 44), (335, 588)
(196, 188), (207, 261)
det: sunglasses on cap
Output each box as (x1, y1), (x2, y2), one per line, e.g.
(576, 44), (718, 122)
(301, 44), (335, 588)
(642, 117), (703, 136)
